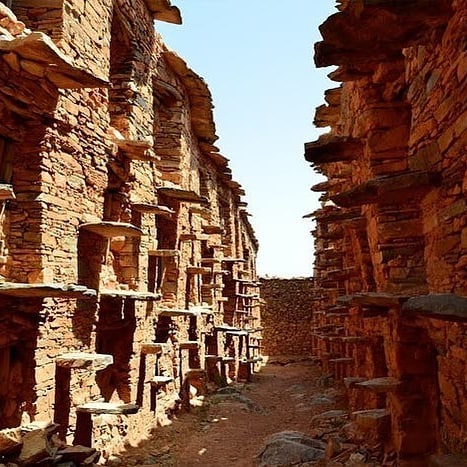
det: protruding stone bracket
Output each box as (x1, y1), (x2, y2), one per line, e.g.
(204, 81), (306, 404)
(402, 294), (467, 322)
(304, 136), (363, 164)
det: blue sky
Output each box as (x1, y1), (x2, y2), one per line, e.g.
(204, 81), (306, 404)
(157, 1), (336, 278)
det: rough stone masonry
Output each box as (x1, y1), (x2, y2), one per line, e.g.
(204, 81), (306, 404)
(303, 0), (466, 465)
(0, 0), (262, 463)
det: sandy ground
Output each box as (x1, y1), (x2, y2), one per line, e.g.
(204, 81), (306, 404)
(107, 358), (347, 467)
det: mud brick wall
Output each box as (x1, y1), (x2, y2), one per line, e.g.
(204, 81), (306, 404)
(261, 278), (316, 357)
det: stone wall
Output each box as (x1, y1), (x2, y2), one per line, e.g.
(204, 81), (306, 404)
(0, 1), (261, 462)
(261, 278), (317, 357)
(305, 0), (466, 464)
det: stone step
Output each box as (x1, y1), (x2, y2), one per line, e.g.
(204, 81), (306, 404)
(76, 402), (139, 415)
(355, 377), (401, 393)
(131, 203), (174, 217)
(344, 377), (368, 388)
(79, 221), (142, 238)
(55, 352), (113, 370)
(158, 308), (198, 317)
(149, 376), (174, 386)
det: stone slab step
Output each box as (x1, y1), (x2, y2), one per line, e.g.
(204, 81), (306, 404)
(55, 352), (113, 370)
(76, 402), (139, 415)
(355, 377), (401, 393)
(149, 376), (174, 385)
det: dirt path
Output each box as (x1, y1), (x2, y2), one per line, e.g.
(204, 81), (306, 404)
(108, 358), (346, 467)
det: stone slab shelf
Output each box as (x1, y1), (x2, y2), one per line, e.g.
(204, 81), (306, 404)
(55, 353), (113, 370)
(234, 309), (248, 314)
(146, 0), (182, 25)
(222, 257), (246, 263)
(157, 187), (208, 204)
(99, 289), (161, 301)
(131, 203), (175, 217)
(140, 343), (167, 355)
(186, 266), (212, 275)
(179, 341), (199, 350)
(222, 357), (235, 362)
(0, 282), (97, 299)
(214, 325), (242, 333)
(148, 249), (180, 257)
(200, 257), (221, 264)
(344, 377), (368, 389)
(179, 233), (210, 241)
(338, 292), (409, 309)
(158, 308), (198, 317)
(189, 205), (210, 215)
(355, 377), (401, 393)
(202, 224), (223, 235)
(226, 330), (248, 337)
(304, 136), (363, 164)
(0, 184), (15, 201)
(244, 316), (258, 321)
(188, 305), (213, 315)
(0, 32), (108, 89)
(113, 138), (156, 161)
(74, 402), (139, 447)
(331, 171), (441, 208)
(79, 222), (143, 238)
(149, 376), (174, 386)
(402, 294), (467, 322)
(76, 402), (139, 415)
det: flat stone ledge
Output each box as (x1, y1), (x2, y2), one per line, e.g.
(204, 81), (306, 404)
(158, 308), (198, 317)
(149, 376), (174, 385)
(402, 294), (467, 322)
(157, 186), (208, 204)
(55, 353), (113, 370)
(355, 377), (401, 393)
(79, 222), (143, 238)
(178, 341), (199, 350)
(0, 282), (96, 299)
(131, 203), (174, 216)
(140, 343), (167, 355)
(75, 402), (139, 415)
(99, 289), (161, 301)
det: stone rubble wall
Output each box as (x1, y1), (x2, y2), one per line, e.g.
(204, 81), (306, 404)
(260, 278), (317, 357)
